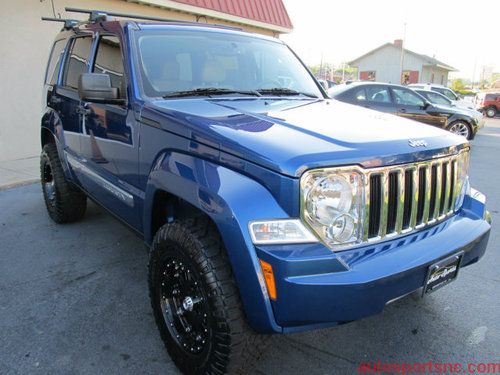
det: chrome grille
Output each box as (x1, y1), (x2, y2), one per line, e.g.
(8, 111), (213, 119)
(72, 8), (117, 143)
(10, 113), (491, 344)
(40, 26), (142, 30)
(363, 154), (460, 241)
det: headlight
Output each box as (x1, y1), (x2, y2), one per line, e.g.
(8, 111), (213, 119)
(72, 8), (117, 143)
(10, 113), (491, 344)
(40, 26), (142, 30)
(301, 169), (364, 250)
(455, 150), (470, 210)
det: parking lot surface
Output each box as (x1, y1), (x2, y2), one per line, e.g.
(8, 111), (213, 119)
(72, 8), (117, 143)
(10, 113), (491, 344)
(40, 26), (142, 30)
(1, 119), (499, 374)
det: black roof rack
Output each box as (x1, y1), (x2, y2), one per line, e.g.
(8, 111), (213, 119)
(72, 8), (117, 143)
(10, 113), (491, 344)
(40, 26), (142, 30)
(63, 7), (242, 31)
(41, 17), (79, 30)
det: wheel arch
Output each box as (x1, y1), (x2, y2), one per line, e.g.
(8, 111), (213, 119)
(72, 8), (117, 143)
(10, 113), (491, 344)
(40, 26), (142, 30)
(143, 151), (286, 333)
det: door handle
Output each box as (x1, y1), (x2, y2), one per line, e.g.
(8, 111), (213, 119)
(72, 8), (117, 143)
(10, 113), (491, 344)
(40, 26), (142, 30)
(399, 108), (407, 113)
(76, 103), (91, 116)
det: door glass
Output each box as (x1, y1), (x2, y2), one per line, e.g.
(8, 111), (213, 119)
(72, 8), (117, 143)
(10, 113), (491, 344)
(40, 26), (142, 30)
(93, 36), (126, 98)
(45, 39), (67, 85)
(392, 88), (425, 106)
(427, 92), (451, 106)
(365, 86), (391, 103)
(63, 36), (93, 89)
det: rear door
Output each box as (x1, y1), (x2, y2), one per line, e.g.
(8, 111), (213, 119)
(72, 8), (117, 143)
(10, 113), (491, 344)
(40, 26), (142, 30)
(53, 35), (94, 159)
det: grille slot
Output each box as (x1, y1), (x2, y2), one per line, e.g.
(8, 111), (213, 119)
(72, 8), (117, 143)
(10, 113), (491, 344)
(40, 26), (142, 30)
(368, 174), (381, 237)
(364, 154), (462, 241)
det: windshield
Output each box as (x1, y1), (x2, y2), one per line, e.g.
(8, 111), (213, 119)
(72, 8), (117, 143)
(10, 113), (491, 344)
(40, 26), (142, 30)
(133, 29), (323, 98)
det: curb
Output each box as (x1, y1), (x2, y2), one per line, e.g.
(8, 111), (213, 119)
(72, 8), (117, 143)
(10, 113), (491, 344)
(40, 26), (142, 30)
(0, 179), (40, 191)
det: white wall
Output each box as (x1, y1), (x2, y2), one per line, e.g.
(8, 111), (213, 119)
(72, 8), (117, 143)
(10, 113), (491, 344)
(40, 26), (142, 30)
(0, 0), (275, 162)
(354, 44), (434, 84)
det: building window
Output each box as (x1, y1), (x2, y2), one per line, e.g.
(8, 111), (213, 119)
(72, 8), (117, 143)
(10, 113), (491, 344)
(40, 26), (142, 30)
(401, 70), (419, 85)
(360, 71), (376, 81)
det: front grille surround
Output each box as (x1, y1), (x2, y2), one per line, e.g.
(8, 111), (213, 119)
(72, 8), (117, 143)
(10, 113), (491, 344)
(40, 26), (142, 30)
(362, 152), (465, 243)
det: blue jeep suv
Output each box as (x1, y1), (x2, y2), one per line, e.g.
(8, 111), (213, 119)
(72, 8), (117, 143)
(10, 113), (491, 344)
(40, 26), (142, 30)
(41, 10), (491, 375)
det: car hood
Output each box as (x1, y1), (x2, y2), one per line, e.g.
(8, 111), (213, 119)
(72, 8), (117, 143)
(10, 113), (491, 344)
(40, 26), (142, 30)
(143, 98), (467, 177)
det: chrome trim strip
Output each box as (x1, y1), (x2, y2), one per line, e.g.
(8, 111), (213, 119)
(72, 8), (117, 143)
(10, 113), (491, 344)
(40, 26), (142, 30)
(362, 172), (371, 241)
(421, 166), (431, 224)
(66, 153), (135, 207)
(409, 167), (419, 229)
(451, 159), (459, 211)
(433, 163), (442, 220)
(395, 169), (405, 234)
(379, 171), (389, 237)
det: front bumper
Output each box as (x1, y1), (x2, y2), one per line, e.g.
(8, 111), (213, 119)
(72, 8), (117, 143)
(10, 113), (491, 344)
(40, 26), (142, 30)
(254, 191), (490, 333)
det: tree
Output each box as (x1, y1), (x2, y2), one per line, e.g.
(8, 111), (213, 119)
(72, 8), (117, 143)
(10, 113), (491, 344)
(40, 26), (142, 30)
(451, 79), (465, 91)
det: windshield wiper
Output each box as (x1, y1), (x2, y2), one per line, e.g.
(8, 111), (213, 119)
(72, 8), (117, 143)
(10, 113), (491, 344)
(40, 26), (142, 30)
(163, 87), (262, 98)
(257, 88), (319, 98)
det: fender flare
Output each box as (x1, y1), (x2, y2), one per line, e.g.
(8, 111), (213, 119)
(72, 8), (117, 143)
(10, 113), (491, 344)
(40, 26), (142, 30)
(143, 151), (287, 333)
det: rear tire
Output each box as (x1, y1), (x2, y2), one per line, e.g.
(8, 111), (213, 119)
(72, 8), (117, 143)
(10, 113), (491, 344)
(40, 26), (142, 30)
(149, 217), (268, 374)
(40, 143), (87, 223)
(485, 107), (496, 118)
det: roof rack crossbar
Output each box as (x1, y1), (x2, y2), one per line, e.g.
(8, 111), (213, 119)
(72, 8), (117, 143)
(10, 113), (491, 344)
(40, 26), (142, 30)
(41, 17), (79, 29)
(64, 7), (242, 31)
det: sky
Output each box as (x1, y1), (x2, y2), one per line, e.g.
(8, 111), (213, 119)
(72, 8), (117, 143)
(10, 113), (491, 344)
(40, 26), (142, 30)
(281, 0), (499, 80)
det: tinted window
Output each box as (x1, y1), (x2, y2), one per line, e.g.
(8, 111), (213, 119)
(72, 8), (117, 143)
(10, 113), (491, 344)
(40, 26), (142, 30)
(420, 91), (451, 106)
(45, 39), (67, 85)
(93, 35), (126, 98)
(351, 86), (391, 104)
(392, 88), (425, 106)
(135, 31), (322, 98)
(432, 87), (457, 101)
(64, 36), (93, 89)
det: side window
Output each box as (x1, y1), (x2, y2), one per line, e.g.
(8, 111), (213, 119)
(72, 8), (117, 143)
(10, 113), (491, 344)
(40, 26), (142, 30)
(350, 87), (366, 102)
(365, 86), (391, 103)
(45, 39), (67, 85)
(428, 92), (450, 106)
(392, 88), (425, 106)
(63, 36), (93, 89)
(93, 35), (126, 98)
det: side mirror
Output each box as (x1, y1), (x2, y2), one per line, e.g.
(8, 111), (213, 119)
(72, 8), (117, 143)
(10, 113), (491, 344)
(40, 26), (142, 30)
(422, 101), (431, 110)
(78, 73), (124, 104)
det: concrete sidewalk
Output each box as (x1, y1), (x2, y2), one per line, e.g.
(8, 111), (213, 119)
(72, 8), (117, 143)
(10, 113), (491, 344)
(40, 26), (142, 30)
(0, 156), (39, 190)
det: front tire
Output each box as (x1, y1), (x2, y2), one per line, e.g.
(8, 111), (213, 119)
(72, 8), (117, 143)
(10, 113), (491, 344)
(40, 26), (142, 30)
(40, 143), (87, 223)
(485, 107), (496, 118)
(447, 121), (472, 140)
(149, 217), (268, 374)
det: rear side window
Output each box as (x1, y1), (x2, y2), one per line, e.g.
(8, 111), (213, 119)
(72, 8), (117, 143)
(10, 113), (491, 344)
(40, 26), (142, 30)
(93, 35), (126, 98)
(45, 39), (67, 85)
(63, 36), (93, 89)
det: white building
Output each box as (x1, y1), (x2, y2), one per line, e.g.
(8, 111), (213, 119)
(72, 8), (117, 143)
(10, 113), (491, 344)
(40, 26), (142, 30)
(348, 40), (456, 86)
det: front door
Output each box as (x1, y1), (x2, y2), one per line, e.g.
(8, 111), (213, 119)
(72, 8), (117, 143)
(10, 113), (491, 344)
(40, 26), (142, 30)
(390, 86), (447, 127)
(78, 34), (141, 229)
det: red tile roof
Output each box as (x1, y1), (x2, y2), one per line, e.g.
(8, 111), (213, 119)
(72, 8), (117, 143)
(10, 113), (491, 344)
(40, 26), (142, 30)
(171, 0), (293, 31)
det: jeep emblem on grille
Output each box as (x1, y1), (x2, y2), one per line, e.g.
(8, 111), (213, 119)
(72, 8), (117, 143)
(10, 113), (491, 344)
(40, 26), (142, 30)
(408, 139), (428, 148)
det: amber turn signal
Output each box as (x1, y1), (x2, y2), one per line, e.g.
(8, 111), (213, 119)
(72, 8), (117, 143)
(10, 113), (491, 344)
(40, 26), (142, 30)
(259, 259), (277, 301)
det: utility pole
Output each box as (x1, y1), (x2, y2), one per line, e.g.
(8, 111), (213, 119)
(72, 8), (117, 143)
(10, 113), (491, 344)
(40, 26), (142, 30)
(399, 22), (406, 84)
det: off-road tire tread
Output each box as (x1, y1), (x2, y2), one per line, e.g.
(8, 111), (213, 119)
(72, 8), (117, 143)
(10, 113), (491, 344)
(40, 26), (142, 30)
(40, 143), (87, 223)
(149, 216), (270, 374)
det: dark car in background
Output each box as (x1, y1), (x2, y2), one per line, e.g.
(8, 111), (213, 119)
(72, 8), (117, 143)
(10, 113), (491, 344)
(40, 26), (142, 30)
(329, 82), (480, 139)
(474, 92), (500, 118)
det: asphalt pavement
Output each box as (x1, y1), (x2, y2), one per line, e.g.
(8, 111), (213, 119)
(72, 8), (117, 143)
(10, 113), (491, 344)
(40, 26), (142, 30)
(1, 119), (499, 374)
